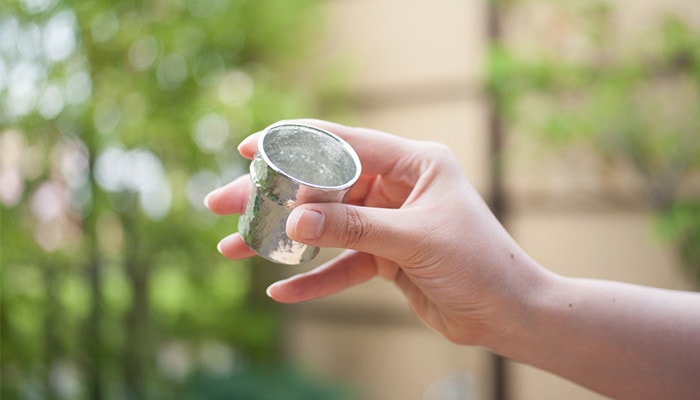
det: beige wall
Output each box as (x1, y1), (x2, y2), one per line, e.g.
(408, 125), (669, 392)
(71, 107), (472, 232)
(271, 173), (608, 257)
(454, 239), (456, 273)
(282, 1), (699, 399)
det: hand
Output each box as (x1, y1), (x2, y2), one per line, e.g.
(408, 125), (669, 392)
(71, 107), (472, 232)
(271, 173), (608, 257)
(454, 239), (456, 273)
(205, 119), (545, 346)
(206, 119), (700, 399)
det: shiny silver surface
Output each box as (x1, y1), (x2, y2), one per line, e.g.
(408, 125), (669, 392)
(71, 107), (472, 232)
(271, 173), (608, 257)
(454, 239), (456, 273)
(238, 123), (362, 264)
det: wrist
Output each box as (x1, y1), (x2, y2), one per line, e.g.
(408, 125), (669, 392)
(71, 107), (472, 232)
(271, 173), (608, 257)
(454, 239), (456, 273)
(477, 255), (562, 359)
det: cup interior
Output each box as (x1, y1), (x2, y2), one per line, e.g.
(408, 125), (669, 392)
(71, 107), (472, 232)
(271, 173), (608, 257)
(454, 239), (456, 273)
(261, 125), (361, 188)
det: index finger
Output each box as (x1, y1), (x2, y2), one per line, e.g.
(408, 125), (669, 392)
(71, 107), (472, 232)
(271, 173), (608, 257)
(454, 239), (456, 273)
(238, 119), (422, 178)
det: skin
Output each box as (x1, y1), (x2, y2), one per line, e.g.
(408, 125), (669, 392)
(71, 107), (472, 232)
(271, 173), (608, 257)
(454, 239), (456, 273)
(205, 119), (700, 400)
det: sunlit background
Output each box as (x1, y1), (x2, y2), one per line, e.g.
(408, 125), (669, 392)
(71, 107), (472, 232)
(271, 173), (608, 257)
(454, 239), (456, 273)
(2, 0), (699, 399)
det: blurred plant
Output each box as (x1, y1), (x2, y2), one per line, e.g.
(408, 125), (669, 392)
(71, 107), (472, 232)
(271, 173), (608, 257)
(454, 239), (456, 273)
(168, 365), (353, 400)
(488, 0), (700, 284)
(656, 201), (700, 283)
(0, 0), (344, 399)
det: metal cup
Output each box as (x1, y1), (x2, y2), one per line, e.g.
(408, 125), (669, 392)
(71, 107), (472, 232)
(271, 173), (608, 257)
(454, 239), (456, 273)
(238, 123), (362, 265)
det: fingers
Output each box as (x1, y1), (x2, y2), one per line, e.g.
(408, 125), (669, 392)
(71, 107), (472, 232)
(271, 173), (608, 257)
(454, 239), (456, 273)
(215, 119), (432, 289)
(266, 251), (378, 303)
(299, 119), (417, 177)
(217, 233), (256, 259)
(236, 132), (259, 160)
(241, 119), (421, 178)
(204, 174), (250, 215)
(286, 202), (422, 264)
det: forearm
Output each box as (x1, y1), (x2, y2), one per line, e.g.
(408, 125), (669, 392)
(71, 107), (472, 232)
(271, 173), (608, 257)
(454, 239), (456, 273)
(490, 273), (700, 399)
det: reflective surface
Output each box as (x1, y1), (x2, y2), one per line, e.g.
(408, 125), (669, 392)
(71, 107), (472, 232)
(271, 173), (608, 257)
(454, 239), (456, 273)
(238, 123), (362, 264)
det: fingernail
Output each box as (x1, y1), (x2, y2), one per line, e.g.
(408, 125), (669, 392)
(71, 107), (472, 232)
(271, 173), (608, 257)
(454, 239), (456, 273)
(289, 209), (324, 241)
(203, 188), (218, 209)
(265, 282), (277, 298)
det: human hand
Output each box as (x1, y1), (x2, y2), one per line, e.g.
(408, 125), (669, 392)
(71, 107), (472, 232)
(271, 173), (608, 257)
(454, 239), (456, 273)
(206, 119), (700, 399)
(205, 119), (545, 346)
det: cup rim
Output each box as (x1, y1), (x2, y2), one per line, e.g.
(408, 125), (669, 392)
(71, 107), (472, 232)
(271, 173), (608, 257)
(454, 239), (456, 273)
(258, 122), (362, 191)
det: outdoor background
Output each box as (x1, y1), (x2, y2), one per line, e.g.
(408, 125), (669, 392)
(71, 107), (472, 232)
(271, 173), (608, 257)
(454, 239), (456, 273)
(1, 0), (699, 400)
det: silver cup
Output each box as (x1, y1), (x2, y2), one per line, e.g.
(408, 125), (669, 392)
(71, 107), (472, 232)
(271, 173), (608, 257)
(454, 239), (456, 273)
(238, 123), (362, 265)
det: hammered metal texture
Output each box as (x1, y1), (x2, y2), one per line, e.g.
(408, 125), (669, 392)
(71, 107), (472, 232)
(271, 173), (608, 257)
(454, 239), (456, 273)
(238, 124), (362, 265)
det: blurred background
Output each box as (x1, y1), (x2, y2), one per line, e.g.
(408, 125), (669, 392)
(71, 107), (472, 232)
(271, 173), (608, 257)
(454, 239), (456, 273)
(1, 0), (699, 399)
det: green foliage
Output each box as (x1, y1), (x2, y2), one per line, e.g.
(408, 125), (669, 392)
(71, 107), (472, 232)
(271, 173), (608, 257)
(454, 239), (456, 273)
(169, 366), (353, 400)
(657, 202), (700, 283)
(1, 0), (345, 398)
(488, 1), (700, 283)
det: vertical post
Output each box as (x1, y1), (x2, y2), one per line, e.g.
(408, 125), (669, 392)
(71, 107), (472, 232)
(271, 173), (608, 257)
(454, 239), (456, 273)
(84, 135), (104, 400)
(486, 1), (508, 400)
(121, 206), (150, 400)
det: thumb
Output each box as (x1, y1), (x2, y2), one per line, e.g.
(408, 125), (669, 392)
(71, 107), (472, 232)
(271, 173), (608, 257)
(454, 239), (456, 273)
(286, 203), (412, 262)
